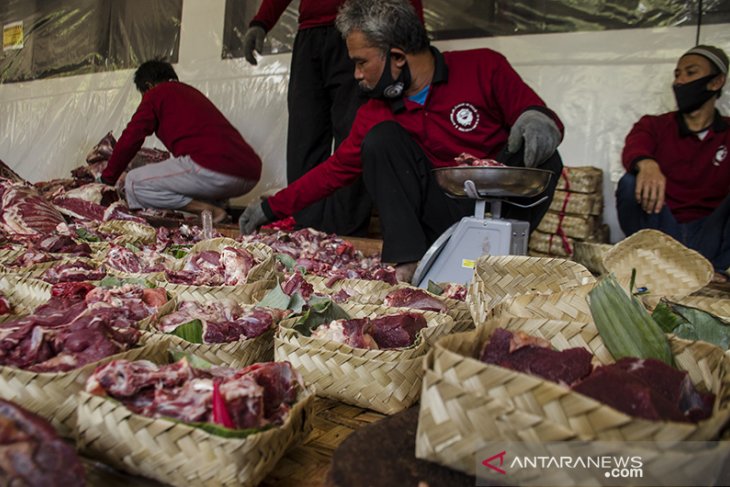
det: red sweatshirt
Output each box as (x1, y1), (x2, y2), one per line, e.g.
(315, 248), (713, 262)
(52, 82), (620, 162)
(102, 82), (261, 185)
(267, 47), (563, 218)
(622, 111), (730, 223)
(250, 0), (423, 31)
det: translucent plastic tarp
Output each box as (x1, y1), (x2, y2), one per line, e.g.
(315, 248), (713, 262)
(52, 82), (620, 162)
(222, 0), (730, 56)
(0, 0), (182, 84)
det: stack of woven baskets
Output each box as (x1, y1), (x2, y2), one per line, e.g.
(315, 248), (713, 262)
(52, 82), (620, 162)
(529, 166), (610, 260)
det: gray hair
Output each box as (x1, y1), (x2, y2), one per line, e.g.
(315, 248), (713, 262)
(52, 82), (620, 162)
(335, 0), (429, 55)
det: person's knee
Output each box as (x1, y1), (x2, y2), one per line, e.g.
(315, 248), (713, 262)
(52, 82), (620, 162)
(616, 172), (637, 203)
(361, 121), (406, 166)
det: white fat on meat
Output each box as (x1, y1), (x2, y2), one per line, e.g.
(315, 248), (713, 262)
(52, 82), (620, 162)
(221, 246), (255, 285)
(311, 320), (348, 344)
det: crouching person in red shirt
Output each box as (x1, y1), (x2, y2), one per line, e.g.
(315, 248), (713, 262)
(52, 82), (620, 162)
(617, 45), (730, 281)
(239, 0), (564, 283)
(99, 60), (262, 223)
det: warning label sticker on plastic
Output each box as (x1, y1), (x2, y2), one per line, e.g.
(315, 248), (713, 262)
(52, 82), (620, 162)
(3, 21), (24, 51)
(461, 259), (475, 269)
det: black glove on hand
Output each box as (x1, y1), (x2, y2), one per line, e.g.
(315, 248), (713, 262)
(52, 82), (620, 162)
(242, 26), (266, 66)
(507, 110), (561, 168)
(239, 200), (270, 235)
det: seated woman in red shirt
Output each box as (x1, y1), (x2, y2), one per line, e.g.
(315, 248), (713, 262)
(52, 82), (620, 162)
(616, 45), (730, 282)
(100, 60), (262, 223)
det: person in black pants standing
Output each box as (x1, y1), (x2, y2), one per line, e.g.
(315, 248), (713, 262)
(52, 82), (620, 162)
(242, 0), (423, 236)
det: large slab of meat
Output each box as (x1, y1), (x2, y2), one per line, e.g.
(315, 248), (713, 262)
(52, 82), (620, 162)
(0, 399), (85, 486)
(384, 288), (447, 312)
(311, 312), (427, 349)
(480, 327), (714, 423)
(86, 359), (304, 430)
(0, 178), (66, 235)
(52, 183), (119, 221)
(157, 300), (288, 344)
(41, 259), (107, 284)
(7, 235), (92, 268)
(0, 282), (167, 372)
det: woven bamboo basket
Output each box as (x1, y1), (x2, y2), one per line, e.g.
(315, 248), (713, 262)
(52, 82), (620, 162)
(489, 283), (596, 323)
(528, 229), (576, 257)
(468, 255), (595, 327)
(643, 295), (730, 322)
(0, 340), (162, 438)
(0, 274), (51, 322)
(0, 244), (24, 266)
(537, 210), (598, 240)
(307, 277), (473, 331)
(0, 256), (104, 280)
(603, 229), (713, 297)
(275, 305), (455, 414)
(415, 317), (730, 476)
(158, 238), (276, 302)
(97, 220), (157, 245)
(572, 240), (612, 275)
(549, 190), (603, 216)
(556, 166), (603, 194)
(75, 347), (314, 487)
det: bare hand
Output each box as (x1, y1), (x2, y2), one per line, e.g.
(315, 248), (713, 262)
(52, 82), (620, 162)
(635, 159), (666, 214)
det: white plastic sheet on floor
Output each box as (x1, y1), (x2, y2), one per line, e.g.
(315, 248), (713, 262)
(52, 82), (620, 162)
(0, 0), (728, 242)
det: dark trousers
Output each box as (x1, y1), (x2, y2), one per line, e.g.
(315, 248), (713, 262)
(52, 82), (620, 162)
(287, 26), (372, 236)
(616, 172), (730, 271)
(361, 121), (563, 263)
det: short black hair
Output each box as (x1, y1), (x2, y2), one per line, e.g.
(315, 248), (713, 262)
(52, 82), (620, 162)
(134, 60), (178, 93)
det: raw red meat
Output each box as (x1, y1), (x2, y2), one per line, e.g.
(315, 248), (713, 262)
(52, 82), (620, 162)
(369, 312), (428, 348)
(0, 293), (11, 315)
(0, 179), (66, 235)
(102, 201), (147, 224)
(281, 271), (314, 299)
(311, 318), (378, 349)
(454, 152), (505, 167)
(440, 283), (467, 301)
(0, 399), (85, 486)
(105, 244), (143, 274)
(480, 328), (593, 386)
(383, 288), (447, 312)
(87, 359), (303, 430)
(573, 358), (715, 423)
(41, 260), (107, 284)
(86, 132), (116, 164)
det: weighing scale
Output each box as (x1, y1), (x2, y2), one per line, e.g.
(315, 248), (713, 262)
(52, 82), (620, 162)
(412, 166), (553, 287)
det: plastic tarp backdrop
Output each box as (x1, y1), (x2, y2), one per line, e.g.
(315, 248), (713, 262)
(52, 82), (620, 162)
(0, 0), (729, 242)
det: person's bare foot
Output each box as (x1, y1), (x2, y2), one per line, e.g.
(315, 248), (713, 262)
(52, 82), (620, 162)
(394, 261), (418, 283)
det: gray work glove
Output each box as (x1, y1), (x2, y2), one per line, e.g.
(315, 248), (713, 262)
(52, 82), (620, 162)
(242, 26), (266, 66)
(239, 200), (270, 234)
(507, 110), (561, 168)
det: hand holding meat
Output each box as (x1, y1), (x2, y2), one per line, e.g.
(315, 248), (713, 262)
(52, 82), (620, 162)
(634, 159), (666, 213)
(243, 26), (266, 65)
(507, 110), (561, 168)
(239, 200), (270, 235)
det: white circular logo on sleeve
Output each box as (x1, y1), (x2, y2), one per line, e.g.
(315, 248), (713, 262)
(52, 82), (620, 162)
(450, 103), (480, 132)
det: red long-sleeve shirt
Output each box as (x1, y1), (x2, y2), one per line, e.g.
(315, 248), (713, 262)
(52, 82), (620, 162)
(622, 111), (730, 223)
(267, 47), (563, 218)
(250, 0), (423, 31)
(102, 82), (262, 185)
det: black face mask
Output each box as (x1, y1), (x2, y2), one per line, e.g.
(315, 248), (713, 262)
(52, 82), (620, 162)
(673, 73), (720, 113)
(360, 50), (412, 100)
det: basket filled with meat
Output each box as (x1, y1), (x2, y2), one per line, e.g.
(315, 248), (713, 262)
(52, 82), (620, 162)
(415, 274), (730, 479)
(468, 254), (595, 326)
(99, 242), (174, 280)
(274, 299), (455, 414)
(146, 297), (291, 368)
(157, 237), (276, 302)
(75, 352), (313, 487)
(0, 280), (172, 436)
(0, 274), (52, 323)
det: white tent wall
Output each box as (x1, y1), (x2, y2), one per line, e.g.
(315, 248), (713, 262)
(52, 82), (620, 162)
(0, 0), (728, 243)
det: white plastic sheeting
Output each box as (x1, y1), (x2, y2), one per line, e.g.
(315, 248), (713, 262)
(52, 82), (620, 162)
(0, 0), (729, 243)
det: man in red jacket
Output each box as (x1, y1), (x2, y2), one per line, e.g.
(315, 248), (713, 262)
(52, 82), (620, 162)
(100, 60), (262, 223)
(242, 0), (423, 236)
(240, 0), (564, 282)
(617, 45), (730, 280)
